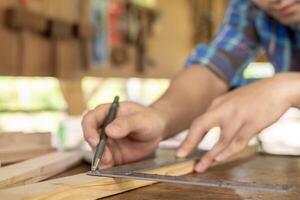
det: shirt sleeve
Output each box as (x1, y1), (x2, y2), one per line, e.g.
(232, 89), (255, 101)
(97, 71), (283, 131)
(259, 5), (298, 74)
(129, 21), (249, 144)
(185, 0), (260, 85)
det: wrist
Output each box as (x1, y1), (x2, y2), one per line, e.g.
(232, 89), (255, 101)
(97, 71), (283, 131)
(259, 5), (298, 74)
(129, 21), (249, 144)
(273, 72), (300, 108)
(149, 100), (173, 140)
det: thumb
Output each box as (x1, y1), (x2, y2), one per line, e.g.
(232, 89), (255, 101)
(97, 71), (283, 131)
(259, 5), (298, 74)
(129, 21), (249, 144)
(105, 114), (143, 139)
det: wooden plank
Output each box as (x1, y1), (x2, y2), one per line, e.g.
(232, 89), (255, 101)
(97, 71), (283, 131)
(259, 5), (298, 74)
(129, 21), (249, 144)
(0, 0), (18, 10)
(3, 8), (91, 40)
(0, 145), (54, 165)
(104, 154), (300, 200)
(12, 0), (80, 24)
(20, 31), (54, 76)
(0, 132), (51, 147)
(46, 0), (81, 24)
(0, 147), (256, 199)
(55, 39), (83, 79)
(0, 132), (53, 164)
(59, 79), (86, 115)
(4, 8), (48, 34)
(78, 0), (92, 70)
(49, 20), (74, 39)
(0, 160), (195, 200)
(0, 151), (83, 189)
(0, 27), (20, 75)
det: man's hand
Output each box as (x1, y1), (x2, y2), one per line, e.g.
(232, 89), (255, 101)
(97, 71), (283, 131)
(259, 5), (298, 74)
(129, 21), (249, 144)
(177, 73), (300, 173)
(82, 102), (165, 169)
(82, 66), (227, 170)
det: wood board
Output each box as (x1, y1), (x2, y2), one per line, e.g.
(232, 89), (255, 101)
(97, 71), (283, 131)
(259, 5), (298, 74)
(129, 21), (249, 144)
(0, 147), (256, 200)
(0, 27), (20, 75)
(20, 31), (54, 76)
(0, 159), (195, 200)
(0, 132), (53, 164)
(104, 155), (300, 200)
(55, 39), (83, 79)
(59, 79), (85, 115)
(0, 151), (83, 189)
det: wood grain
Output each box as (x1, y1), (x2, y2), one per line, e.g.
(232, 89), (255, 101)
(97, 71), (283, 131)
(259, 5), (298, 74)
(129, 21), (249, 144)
(4, 8), (48, 33)
(0, 160), (195, 200)
(0, 151), (83, 189)
(104, 155), (300, 200)
(0, 132), (53, 164)
(59, 79), (85, 115)
(0, 27), (19, 76)
(56, 39), (83, 79)
(0, 147), (256, 199)
(20, 31), (54, 76)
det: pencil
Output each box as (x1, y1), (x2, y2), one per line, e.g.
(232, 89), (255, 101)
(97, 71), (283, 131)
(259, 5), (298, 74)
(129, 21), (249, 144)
(91, 96), (119, 171)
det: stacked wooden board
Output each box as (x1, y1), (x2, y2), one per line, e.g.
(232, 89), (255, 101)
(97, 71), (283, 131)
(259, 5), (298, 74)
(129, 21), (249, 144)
(0, 150), (83, 189)
(0, 132), (53, 164)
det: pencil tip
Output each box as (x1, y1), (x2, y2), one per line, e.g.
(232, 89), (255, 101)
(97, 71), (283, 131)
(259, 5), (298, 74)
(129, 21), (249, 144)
(91, 158), (100, 172)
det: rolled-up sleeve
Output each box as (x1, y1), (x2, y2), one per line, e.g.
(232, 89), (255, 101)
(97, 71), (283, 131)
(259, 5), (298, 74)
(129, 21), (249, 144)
(185, 0), (260, 86)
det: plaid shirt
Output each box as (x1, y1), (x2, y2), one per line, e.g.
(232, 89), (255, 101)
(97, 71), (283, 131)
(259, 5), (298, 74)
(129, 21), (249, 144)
(185, 0), (300, 87)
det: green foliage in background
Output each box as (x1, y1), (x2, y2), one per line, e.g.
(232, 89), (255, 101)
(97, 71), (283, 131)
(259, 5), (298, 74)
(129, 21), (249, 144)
(83, 77), (127, 109)
(0, 77), (66, 112)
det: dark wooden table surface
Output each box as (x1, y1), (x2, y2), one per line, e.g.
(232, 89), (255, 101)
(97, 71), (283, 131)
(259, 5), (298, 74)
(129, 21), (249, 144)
(51, 154), (300, 200)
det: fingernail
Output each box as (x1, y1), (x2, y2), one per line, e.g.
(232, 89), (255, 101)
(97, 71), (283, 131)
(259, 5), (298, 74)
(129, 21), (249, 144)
(87, 137), (98, 147)
(99, 164), (112, 170)
(106, 124), (121, 135)
(176, 149), (187, 158)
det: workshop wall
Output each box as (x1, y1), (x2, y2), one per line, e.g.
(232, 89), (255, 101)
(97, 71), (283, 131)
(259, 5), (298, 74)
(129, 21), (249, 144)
(0, 0), (230, 117)
(0, 0), (91, 78)
(0, 0), (229, 79)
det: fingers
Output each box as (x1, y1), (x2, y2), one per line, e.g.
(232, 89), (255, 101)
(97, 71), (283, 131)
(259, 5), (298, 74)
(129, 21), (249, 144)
(176, 112), (220, 158)
(99, 145), (115, 169)
(82, 104), (110, 148)
(215, 124), (260, 162)
(194, 119), (244, 173)
(105, 113), (145, 139)
(82, 102), (143, 148)
(177, 104), (221, 156)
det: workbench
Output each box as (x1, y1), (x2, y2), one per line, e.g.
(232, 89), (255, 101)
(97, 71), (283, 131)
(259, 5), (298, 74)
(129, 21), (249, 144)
(49, 153), (300, 200)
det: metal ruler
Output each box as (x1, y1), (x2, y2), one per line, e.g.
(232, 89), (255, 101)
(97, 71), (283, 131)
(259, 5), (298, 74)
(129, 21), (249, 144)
(87, 150), (293, 193)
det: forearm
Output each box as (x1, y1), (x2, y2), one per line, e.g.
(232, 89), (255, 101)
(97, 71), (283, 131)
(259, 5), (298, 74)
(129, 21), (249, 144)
(275, 72), (300, 108)
(150, 66), (228, 139)
(291, 73), (300, 108)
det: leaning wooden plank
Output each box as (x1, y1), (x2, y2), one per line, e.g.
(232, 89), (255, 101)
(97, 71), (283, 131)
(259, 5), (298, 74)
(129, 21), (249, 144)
(0, 151), (83, 189)
(0, 132), (53, 164)
(0, 147), (256, 200)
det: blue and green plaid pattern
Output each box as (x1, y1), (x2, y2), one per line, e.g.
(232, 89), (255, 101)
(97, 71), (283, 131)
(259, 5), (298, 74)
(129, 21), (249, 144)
(185, 0), (300, 87)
